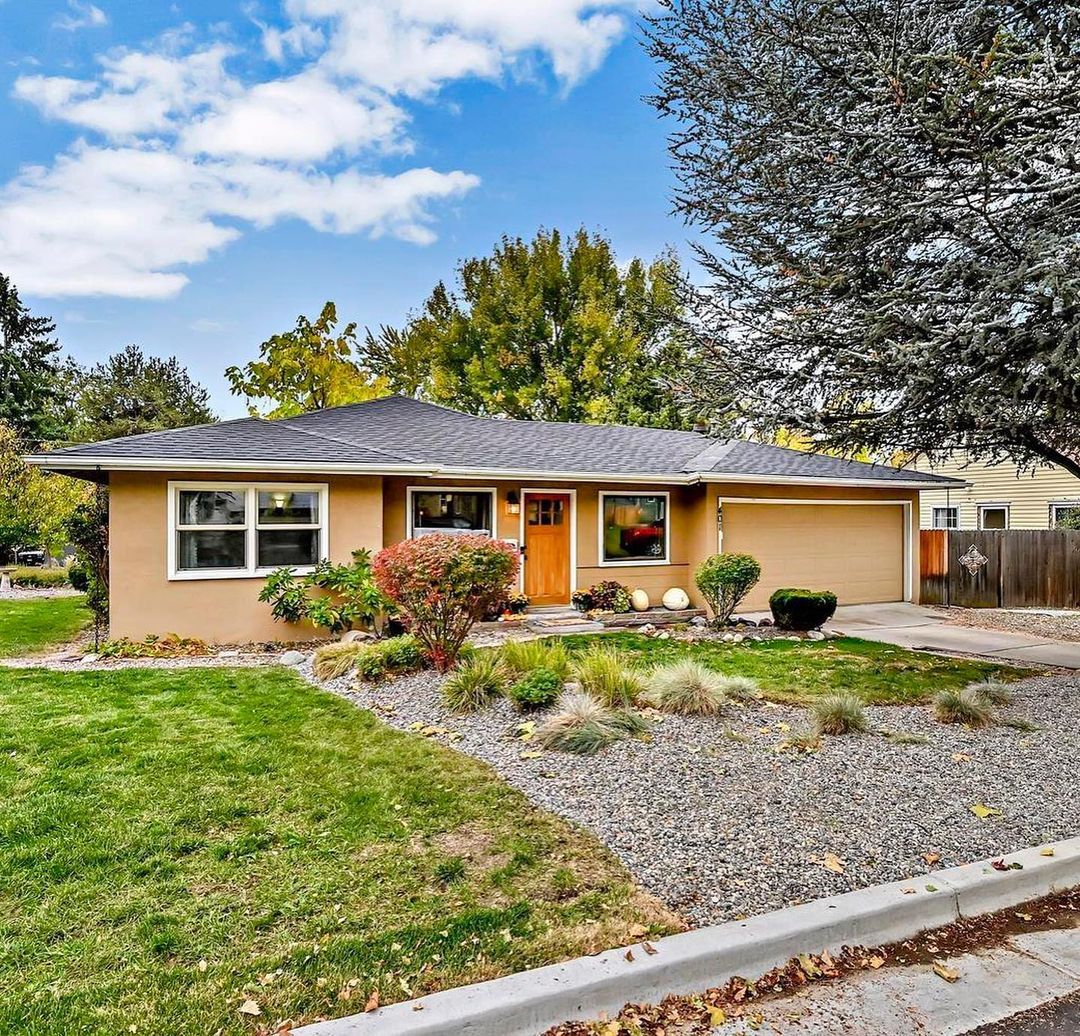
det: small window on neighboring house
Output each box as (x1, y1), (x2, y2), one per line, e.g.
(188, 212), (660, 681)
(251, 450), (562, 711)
(978, 505), (1009, 530)
(1052, 503), (1080, 529)
(932, 507), (959, 529)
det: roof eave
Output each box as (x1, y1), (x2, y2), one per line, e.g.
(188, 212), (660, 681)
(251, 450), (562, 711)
(25, 454), (968, 489)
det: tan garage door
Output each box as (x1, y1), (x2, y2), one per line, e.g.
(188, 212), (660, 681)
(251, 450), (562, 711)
(723, 502), (906, 610)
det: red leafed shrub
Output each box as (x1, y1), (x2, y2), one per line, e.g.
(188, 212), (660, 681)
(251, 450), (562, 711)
(373, 534), (520, 672)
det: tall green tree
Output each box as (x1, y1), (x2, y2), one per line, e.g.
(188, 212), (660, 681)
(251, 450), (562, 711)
(0, 273), (61, 442)
(648, 0), (1080, 477)
(226, 302), (388, 418)
(363, 228), (696, 427)
(70, 345), (215, 443)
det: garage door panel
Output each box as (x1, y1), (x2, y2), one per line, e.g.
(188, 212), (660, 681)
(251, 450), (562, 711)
(723, 503), (905, 610)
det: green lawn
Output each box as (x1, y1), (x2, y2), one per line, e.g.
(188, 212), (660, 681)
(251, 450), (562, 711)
(560, 633), (1029, 705)
(0, 667), (673, 1035)
(0, 596), (90, 657)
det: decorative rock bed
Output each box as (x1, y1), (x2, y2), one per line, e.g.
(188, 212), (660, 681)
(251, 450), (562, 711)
(302, 659), (1080, 929)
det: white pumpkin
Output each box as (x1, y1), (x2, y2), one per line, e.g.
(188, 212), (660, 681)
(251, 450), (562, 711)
(662, 587), (690, 611)
(630, 588), (650, 612)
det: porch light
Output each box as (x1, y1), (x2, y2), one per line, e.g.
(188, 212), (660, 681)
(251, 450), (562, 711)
(270, 491), (288, 511)
(505, 490), (520, 516)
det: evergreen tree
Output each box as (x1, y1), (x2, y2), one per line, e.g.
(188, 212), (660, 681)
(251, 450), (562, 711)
(0, 273), (61, 442)
(648, 1), (1080, 476)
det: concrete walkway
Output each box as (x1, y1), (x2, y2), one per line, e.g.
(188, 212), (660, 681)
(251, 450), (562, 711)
(828, 603), (1080, 669)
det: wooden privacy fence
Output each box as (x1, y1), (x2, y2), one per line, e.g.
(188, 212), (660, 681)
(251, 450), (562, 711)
(920, 529), (1080, 608)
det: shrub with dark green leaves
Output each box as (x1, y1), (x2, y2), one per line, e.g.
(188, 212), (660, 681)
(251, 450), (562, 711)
(352, 634), (426, 682)
(67, 564), (90, 592)
(695, 553), (762, 625)
(508, 667), (563, 710)
(769, 588), (838, 631)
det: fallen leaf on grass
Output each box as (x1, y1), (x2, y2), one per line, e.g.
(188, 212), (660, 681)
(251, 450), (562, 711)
(707, 1005), (727, 1025)
(239, 1000), (261, 1017)
(970, 803), (1002, 819)
(364, 990), (380, 1013)
(933, 961), (960, 983)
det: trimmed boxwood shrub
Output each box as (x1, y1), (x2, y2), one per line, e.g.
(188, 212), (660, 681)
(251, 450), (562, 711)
(508, 668), (563, 710)
(769, 588), (838, 631)
(694, 553), (761, 625)
(8, 567), (71, 588)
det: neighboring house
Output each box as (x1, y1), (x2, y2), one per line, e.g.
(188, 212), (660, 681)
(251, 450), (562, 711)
(28, 396), (959, 643)
(914, 452), (1080, 531)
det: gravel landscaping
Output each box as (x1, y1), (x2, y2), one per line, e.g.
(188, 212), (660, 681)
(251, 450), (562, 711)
(943, 606), (1080, 643)
(303, 658), (1080, 928)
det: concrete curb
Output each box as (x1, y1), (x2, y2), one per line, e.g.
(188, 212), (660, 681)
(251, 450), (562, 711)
(296, 836), (1080, 1036)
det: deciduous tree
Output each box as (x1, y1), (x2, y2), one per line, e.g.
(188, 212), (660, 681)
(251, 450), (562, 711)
(364, 229), (696, 428)
(226, 302), (387, 418)
(648, 0), (1080, 476)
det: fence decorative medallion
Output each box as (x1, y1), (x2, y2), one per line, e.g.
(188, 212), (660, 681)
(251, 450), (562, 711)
(958, 543), (989, 576)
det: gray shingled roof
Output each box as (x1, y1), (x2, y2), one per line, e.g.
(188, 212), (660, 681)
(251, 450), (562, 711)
(33, 395), (961, 485)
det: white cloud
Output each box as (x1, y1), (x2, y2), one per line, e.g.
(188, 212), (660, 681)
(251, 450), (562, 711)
(286, 0), (638, 95)
(54, 1), (108, 31)
(2, 0), (637, 298)
(180, 71), (407, 162)
(0, 143), (477, 298)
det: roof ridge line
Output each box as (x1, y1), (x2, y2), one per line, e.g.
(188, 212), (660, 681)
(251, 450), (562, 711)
(275, 418), (422, 464)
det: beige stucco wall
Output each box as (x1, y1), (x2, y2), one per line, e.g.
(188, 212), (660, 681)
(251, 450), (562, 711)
(109, 470), (383, 643)
(106, 470), (921, 642)
(914, 452), (1080, 529)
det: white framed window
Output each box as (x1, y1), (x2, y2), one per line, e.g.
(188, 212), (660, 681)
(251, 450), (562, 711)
(978, 503), (1010, 530)
(407, 487), (497, 539)
(1051, 502), (1080, 528)
(599, 491), (670, 566)
(168, 482), (328, 580)
(932, 506), (959, 529)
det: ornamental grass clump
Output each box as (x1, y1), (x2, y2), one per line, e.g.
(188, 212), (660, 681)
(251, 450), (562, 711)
(441, 653), (509, 713)
(499, 638), (571, 682)
(312, 641), (365, 681)
(811, 692), (868, 736)
(970, 679), (1013, 707)
(717, 674), (761, 702)
(932, 686), (995, 728)
(779, 728), (821, 753)
(644, 659), (728, 716)
(536, 691), (650, 755)
(508, 667), (563, 710)
(573, 643), (646, 708)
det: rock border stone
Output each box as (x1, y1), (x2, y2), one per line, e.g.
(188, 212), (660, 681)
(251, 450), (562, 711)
(295, 836), (1080, 1036)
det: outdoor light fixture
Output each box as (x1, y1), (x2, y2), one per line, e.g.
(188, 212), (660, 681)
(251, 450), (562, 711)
(505, 490), (521, 516)
(271, 491), (288, 511)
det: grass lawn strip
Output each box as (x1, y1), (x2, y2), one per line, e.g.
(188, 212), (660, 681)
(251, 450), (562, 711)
(561, 632), (1029, 705)
(308, 634), (1075, 931)
(0, 666), (676, 1035)
(0, 595), (90, 657)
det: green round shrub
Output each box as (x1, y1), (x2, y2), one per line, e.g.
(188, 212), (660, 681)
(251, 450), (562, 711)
(67, 564), (90, 592)
(769, 588), (838, 631)
(508, 667), (563, 710)
(695, 553), (762, 625)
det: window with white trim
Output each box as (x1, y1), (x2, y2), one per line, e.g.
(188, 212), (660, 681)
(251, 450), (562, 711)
(978, 504), (1009, 530)
(932, 506), (959, 529)
(600, 492), (669, 564)
(409, 488), (495, 538)
(1051, 502), (1080, 529)
(170, 483), (327, 578)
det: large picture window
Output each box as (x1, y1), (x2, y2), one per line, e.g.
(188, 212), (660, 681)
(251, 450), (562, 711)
(600, 492), (669, 564)
(169, 483), (327, 579)
(409, 488), (495, 538)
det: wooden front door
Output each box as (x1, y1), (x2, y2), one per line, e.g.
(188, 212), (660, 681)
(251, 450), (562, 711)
(523, 493), (571, 606)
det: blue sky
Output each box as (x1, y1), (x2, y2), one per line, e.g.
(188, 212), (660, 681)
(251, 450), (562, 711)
(0, 0), (689, 418)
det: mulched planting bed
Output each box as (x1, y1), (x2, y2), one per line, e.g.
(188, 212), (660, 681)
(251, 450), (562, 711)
(304, 660), (1080, 928)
